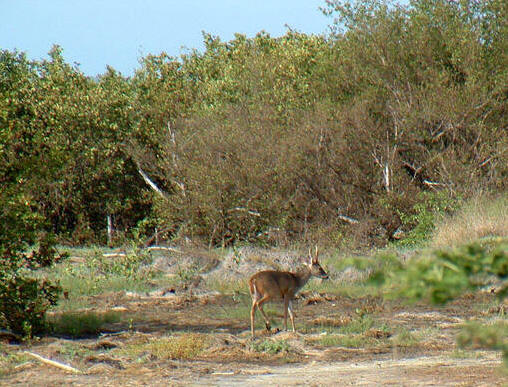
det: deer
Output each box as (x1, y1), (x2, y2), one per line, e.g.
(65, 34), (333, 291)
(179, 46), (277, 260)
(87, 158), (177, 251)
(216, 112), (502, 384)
(248, 246), (329, 337)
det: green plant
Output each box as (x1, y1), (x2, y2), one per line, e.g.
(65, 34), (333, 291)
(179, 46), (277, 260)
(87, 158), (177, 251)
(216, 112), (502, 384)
(85, 246), (155, 279)
(176, 262), (200, 284)
(251, 339), (290, 355)
(396, 192), (459, 247)
(0, 233), (64, 337)
(391, 327), (420, 348)
(379, 240), (508, 368)
(384, 242), (508, 304)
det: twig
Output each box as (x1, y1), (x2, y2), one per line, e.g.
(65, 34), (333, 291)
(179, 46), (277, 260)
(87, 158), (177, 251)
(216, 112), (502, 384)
(24, 351), (82, 374)
(103, 253), (127, 258)
(146, 246), (182, 253)
(337, 214), (359, 224)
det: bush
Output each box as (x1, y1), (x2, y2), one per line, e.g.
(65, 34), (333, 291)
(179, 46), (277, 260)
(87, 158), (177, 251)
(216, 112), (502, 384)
(0, 235), (65, 337)
(395, 192), (459, 247)
(384, 242), (508, 304)
(378, 240), (508, 367)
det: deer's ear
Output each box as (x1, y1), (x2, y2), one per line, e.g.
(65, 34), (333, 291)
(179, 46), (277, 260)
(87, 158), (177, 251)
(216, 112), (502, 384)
(308, 248), (313, 265)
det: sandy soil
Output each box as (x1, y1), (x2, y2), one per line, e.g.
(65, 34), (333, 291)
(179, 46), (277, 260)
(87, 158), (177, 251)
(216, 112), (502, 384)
(1, 247), (507, 386)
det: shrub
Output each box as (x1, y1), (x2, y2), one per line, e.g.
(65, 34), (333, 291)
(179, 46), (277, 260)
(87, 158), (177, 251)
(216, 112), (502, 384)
(396, 192), (459, 247)
(384, 242), (508, 304)
(0, 234), (65, 337)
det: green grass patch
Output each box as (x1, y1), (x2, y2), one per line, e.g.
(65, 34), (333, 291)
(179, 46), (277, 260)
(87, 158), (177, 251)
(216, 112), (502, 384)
(251, 339), (290, 354)
(54, 341), (95, 361)
(317, 333), (381, 348)
(390, 327), (421, 348)
(206, 277), (248, 295)
(48, 310), (121, 337)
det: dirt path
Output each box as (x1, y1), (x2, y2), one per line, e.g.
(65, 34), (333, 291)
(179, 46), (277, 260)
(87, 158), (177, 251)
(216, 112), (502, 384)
(199, 354), (505, 386)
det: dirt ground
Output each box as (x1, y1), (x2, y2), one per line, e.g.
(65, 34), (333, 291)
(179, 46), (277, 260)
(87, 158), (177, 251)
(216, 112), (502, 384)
(2, 288), (507, 386)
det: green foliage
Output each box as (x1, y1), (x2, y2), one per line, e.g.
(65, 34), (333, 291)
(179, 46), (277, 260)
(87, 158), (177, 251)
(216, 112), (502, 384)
(396, 192), (459, 247)
(85, 246), (155, 280)
(0, 107), (65, 337)
(384, 242), (508, 304)
(377, 240), (508, 368)
(1, 0), (507, 248)
(251, 339), (290, 354)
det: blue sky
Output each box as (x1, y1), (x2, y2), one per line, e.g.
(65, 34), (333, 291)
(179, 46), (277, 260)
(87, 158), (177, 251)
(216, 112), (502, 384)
(1, 0), (329, 76)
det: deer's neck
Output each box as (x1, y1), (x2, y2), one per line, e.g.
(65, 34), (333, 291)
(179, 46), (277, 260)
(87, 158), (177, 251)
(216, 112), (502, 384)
(294, 266), (312, 290)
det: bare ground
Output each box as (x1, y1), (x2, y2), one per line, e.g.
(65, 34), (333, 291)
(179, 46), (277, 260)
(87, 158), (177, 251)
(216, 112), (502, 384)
(1, 248), (507, 386)
(2, 290), (507, 386)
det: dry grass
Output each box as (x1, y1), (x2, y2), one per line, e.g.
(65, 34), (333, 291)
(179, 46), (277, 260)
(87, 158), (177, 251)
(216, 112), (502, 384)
(433, 196), (507, 247)
(117, 333), (210, 361)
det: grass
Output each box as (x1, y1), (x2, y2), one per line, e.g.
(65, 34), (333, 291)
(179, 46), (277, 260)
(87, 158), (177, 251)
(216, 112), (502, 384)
(206, 277), (248, 295)
(433, 195), (507, 248)
(48, 310), (121, 337)
(37, 247), (178, 312)
(391, 327), (420, 348)
(116, 333), (209, 361)
(0, 346), (31, 376)
(54, 341), (95, 361)
(251, 339), (290, 354)
(317, 334), (381, 348)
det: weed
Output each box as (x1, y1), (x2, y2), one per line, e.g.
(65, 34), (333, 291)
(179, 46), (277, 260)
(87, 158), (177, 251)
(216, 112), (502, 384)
(457, 321), (508, 367)
(395, 191), (459, 248)
(317, 333), (379, 348)
(176, 262), (200, 284)
(55, 342), (94, 360)
(391, 327), (420, 348)
(251, 339), (290, 354)
(339, 315), (374, 335)
(207, 277), (247, 295)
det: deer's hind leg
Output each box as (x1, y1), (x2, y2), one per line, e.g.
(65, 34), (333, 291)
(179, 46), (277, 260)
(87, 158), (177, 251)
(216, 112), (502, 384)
(250, 281), (272, 336)
(256, 294), (272, 332)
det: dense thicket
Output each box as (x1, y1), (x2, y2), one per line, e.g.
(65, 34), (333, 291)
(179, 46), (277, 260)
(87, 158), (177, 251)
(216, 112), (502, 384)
(1, 0), (506, 248)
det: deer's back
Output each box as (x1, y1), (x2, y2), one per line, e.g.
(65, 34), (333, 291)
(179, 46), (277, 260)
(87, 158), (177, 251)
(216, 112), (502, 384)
(249, 270), (299, 299)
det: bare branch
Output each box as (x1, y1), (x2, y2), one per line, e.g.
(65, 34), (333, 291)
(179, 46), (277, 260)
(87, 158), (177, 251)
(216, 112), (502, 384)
(24, 351), (81, 374)
(137, 167), (167, 199)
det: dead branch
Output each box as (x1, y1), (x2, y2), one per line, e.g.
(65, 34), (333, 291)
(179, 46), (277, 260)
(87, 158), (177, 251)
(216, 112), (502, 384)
(137, 167), (167, 199)
(24, 351), (81, 374)
(146, 246), (182, 253)
(226, 207), (261, 217)
(337, 214), (359, 224)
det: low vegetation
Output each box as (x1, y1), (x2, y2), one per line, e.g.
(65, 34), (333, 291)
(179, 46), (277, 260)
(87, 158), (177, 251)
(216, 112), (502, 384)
(0, 0), (506, 383)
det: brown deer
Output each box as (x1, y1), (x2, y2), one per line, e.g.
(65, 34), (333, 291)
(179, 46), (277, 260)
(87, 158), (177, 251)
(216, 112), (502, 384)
(249, 246), (328, 337)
